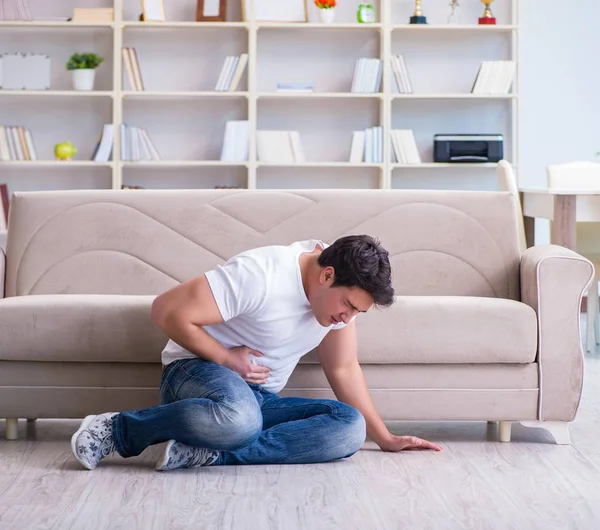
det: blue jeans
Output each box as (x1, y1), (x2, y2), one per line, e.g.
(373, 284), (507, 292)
(112, 358), (366, 465)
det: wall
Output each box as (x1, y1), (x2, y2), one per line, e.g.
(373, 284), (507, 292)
(519, 0), (600, 244)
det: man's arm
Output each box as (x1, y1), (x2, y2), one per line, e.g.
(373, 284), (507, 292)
(317, 321), (442, 452)
(151, 275), (269, 383)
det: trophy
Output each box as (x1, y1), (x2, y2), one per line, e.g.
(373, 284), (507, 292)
(409, 0), (427, 24)
(478, 0), (496, 25)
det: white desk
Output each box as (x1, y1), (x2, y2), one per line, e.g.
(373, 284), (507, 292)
(519, 188), (600, 251)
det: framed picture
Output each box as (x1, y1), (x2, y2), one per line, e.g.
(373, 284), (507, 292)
(197, 0), (227, 22)
(141, 0), (165, 22)
(242, 0), (307, 22)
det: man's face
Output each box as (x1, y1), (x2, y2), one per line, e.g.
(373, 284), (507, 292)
(311, 270), (374, 327)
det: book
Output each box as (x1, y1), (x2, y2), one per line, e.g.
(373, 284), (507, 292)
(221, 121), (250, 162)
(256, 131), (305, 163)
(351, 58), (382, 94)
(472, 60), (515, 95)
(0, 183), (9, 229)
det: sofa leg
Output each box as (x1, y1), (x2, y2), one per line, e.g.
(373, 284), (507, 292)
(6, 418), (18, 440)
(499, 421), (511, 442)
(519, 420), (571, 445)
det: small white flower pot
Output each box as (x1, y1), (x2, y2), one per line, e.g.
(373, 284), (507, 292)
(72, 69), (96, 91)
(318, 8), (336, 24)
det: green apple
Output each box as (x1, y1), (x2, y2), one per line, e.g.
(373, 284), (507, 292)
(54, 141), (78, 160)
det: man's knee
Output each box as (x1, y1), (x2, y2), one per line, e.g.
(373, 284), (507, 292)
(320, 403), (366, 461)
(182, 397), (262, 451)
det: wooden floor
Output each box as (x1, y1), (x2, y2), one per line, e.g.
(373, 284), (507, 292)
(2, 343), (600, 529)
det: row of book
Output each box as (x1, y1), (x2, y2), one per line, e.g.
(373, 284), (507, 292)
(351, 58), (383, 94)
(0, 183), (9, 230)
(89, 124), (162, 162)
(215, 54), (249, 91)
(471, 60), (516, 95)
(122, 48), (145, 91)
(0, 0), (31, 20)
(0, 125), (37, 161)
(120, 124), (161, 161)
(391, 54), (413, 94)
(349, 126), (384, 164)
(256, 131), (306, 164)
(221, 121), (250, 162)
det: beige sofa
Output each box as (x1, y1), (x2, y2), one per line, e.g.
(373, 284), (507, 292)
(0, 189), (593, 444)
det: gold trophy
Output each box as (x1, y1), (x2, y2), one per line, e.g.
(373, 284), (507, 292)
(409, 0), (427, 24)
(478, 0), (496, 25)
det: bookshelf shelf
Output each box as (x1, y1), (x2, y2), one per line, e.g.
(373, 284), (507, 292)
(0, 161), (114, 167)
(257, 162), (384, 169)
(392, 163), (500, 169)
(0, 21), (114, 28)
(122, 91), (249, 99)
(121, 161), (248, 168)
(0, 0), (518, 192)
(257, 92), (382, 99)
(257, 23), (382, 31)
(122, 21), (249, 29)
(0, 90), (114, 97)
(391, 25), (516, 32)
(391, 94), (517, 100)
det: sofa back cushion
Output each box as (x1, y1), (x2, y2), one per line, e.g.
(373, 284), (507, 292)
(5, 189), (521, 299)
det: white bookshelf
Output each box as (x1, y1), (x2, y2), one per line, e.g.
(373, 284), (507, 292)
(0, 0), (519, 193)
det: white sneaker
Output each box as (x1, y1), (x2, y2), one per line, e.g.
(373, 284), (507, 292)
(71, 413), (118, 470)
(156, 440), (219, 471)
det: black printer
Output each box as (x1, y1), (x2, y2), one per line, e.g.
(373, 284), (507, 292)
(433, 134), (503, 163)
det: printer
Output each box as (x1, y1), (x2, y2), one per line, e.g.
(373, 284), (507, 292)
(433, 134), (503, 163)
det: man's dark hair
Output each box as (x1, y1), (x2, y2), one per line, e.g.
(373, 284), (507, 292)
(318, 235), (395, 307)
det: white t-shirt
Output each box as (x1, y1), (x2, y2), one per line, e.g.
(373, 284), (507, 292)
(161, 239), (348, 394)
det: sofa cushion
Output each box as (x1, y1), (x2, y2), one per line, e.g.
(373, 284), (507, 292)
(302, 296), (538, 365)
(0, 294), (167, 363)
(0, 294), (537, 365)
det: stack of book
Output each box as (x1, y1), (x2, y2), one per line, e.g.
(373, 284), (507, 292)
(72, 7), (114, 22)
(351, 58), (382, 94)
(0, 183), (9, 230)
(276, 82), (315, 93)
(391, 54), (413, 94)
(215, 54), (248, 92)
(349, 126), (383, 164)
(220, 121), (250, 162)
(256, 131), (305, 164)
(471, 61), (516, 95)
(0, 125), (37, 161)
(391, 129), (421, 164)
(0, 0), (32, 20)
(90, 124), (114, 162)
(120, 124), (161, 162)
(122, 48), (145, 91)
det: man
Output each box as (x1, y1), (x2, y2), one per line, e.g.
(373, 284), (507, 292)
(72, 235), (442, 471)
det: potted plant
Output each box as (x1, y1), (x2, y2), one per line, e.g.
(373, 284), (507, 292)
(66, 52), (104, 91)
(315, 0), (336, 24)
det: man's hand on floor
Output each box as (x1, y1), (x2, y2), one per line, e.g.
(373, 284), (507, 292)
(378, 435), (443, 452)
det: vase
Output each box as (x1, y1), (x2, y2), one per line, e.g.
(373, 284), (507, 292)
(72, 69), (96, 91)
(318, 8), (335, 24)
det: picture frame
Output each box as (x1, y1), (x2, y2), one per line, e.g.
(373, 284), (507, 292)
(242, 0), (307, 23)
(141, 0), (165, 22)
(197, 0), (227, 22)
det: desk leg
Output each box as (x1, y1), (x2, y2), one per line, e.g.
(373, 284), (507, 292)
(551, 195), (576, 250)
(524, 216), (535, 248)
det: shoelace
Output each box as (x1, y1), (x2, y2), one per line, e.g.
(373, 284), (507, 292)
(99, 435), (116, 458)
(181, 446), (217, 468)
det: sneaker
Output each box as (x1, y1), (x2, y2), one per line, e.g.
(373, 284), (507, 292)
(156, 439), (219, 471)
(71, 413), (118, 470)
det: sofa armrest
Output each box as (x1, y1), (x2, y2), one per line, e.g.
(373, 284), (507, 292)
(0, 246), (5, 299)
(520, 245), (594, 422)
